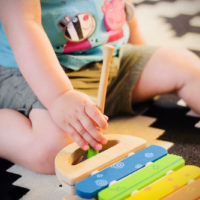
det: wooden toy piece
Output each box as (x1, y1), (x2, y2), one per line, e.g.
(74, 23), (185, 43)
(96, 44), (114, 113)
(98, 154), (185, 200)
(60, 181), (77, 195)
(125, 165), (200, 200)
(163, 178), (200, 200)
(75, 145), (167, 199)
(87, 44), (114, 158)
(63, 195), (95, 200)
(55, 134), (146, 187)
(87, 146), (99, 159)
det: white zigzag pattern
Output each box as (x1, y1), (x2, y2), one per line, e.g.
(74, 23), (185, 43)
(136, 0), (200, 51)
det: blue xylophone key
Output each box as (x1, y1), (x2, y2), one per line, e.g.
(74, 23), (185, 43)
(75, 145), (167, 199)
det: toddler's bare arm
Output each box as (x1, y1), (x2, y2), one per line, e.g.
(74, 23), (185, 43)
(125, 0), (147, 45)
(0, 0), (108, 151)
(0, 0), (73, 107)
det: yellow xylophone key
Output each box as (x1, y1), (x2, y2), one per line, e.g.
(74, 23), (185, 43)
(125, 165), (200, 200)
(163, 178), (200, 200)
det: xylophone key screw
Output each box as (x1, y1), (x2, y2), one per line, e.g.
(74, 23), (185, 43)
(166, 170), (173, 176)
(91, 170), (99, 175)
(131, 190), (139, 196)
(128, 152), (135, 157)
(109, 180), (117, 186)
(188, 179), (194, 184)
(145, 161), (153, 167)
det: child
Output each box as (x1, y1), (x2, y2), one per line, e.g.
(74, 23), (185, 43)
(0, 0), (200, 174)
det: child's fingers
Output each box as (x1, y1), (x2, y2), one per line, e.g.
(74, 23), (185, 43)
(78, 114), (107, 145)
(64, 124), (89, 151)
(96, 106), (109, 121)
(81, 132), (102, 151)
(70, 116), (106, 147)
(84, 104), (108, 129)
(103, 114), (109, 121)
(71, 118), (101, 143)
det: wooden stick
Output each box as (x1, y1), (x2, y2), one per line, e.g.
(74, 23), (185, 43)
(87, 44), (114, 158)
(97, 44), (114, 112)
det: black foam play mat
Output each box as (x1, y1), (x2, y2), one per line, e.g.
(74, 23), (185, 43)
(0, 0), (200, 199)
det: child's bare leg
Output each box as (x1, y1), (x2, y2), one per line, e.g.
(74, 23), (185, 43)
(0, 108), (73, 174)
(132, 46), (200, 113)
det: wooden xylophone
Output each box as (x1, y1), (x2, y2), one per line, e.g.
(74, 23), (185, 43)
(55, 134), (200, 200)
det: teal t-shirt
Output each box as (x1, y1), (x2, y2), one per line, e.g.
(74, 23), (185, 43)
(0, 0), (130, 70)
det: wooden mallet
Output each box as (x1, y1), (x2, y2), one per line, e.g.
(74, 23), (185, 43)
(87, 44), (114, 158)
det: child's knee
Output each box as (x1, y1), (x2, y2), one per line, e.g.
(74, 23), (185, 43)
(156, 45), (199, 66)
(156, 45), (200, 78)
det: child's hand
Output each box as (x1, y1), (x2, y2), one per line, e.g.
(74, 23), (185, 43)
(48, 89), (108, 151)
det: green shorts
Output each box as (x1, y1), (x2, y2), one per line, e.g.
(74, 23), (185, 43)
(0, 44), (157, 117)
